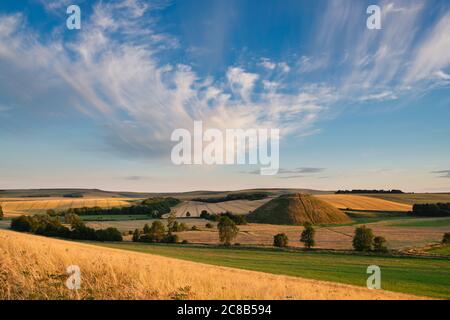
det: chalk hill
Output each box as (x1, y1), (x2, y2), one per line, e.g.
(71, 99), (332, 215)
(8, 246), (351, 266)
(247, 193), (351, 225)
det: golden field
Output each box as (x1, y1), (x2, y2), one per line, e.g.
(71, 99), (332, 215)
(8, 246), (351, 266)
(0, 230), (424, 300)
(316, 194), (412, 212)
(0, 197), (133, 218)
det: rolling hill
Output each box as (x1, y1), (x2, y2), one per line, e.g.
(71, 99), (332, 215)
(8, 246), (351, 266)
(247, 194), (351, 225)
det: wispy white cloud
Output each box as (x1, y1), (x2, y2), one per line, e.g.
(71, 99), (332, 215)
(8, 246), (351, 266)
(431, 170), (450, 179)
(298, 55), (328, 73)
(311, 0), (449, 103)
(359, 91), (398, 102)
(259, 58), (290, 73)
(405, 10), (450, 83)
(0, 0), (328, 159)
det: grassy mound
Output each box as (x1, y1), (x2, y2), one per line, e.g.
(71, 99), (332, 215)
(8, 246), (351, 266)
(247, 193), (351, 225)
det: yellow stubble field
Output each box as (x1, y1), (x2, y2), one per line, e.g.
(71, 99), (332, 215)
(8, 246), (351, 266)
(316, 194), (412, 212)
(0, 197), (134, 217)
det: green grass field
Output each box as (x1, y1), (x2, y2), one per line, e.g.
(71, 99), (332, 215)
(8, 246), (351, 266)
(93, 242), (450, 299)
(390, 218), (450, 228)
(427, 245), (450, 255)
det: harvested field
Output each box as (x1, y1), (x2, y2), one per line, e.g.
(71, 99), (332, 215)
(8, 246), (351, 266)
(0, 198), (133, 218)
(85, 217), (449, 251)
(317, 194), (412, 212)
(173, 221), (448, 250)
(0, 230), (425, 300)
(170, 198), (272, 217)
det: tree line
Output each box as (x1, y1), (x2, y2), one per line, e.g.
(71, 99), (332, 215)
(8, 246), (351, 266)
(272, 224), (389, 252)
(192, 192), (268, 203)
(58, 197), (181, 218)
(200, 210), (247, 225)
(411, 203), (450, 217)
(10, 213), (122, 241)
(335, 189), (404, 194)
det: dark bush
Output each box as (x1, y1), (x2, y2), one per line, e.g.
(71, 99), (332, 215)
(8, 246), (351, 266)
(273, 233), (288, 247)
(443, 232), (450, 244)
(46, 209), (57, 217)
(70, 223), (98, 240)
(373, 236), (388, 253)
(162, 233), (179, 243)
(11, 215), (36, 232)
(205, 223), (213, 229)
(95, 227), (123, 241)
(411, 203), (450, 217)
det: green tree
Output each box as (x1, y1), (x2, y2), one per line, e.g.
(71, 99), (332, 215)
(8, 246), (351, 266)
(64, 213), (82, 226)
(11, 215), (36, 232)
(149, 221), (166, 242)
(352, 225), (374, 251)
(46, 209), (57, 217)
(0, 205), (3, 220)
(132, 229), (140, 242)
(143, 223), (151, 234)
(217, 216), (238, 246)
(273, 233), (288, 247)
(300, 222), (315, 249)
(167, 211), (177, 232)
(373, 236), (388, 253)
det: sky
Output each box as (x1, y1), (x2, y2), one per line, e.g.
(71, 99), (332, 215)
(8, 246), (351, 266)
(0, 0), (449, 192)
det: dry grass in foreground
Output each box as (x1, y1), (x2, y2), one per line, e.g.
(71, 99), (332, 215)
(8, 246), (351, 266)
(0, 230), (425, 300)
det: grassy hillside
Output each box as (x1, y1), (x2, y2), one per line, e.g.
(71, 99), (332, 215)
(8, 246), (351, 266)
(248, 194), (351, 225)
(96, 242), (450, 299)
(0, 230), (420, 300)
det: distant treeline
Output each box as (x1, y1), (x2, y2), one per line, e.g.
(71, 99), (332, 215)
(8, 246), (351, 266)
(200, 211), (247, 225)
(11, 214), (122, 242)
(411, 203), (450, 217)
(335, 189), (404, 194)
(24, 194), (52, 198)
(63, 193), (84, 198)
(192, 192), (269, 203)
(59, 197), (180, 218)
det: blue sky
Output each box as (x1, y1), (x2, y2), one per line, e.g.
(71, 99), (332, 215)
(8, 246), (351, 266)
(0, 0), (449, 192)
